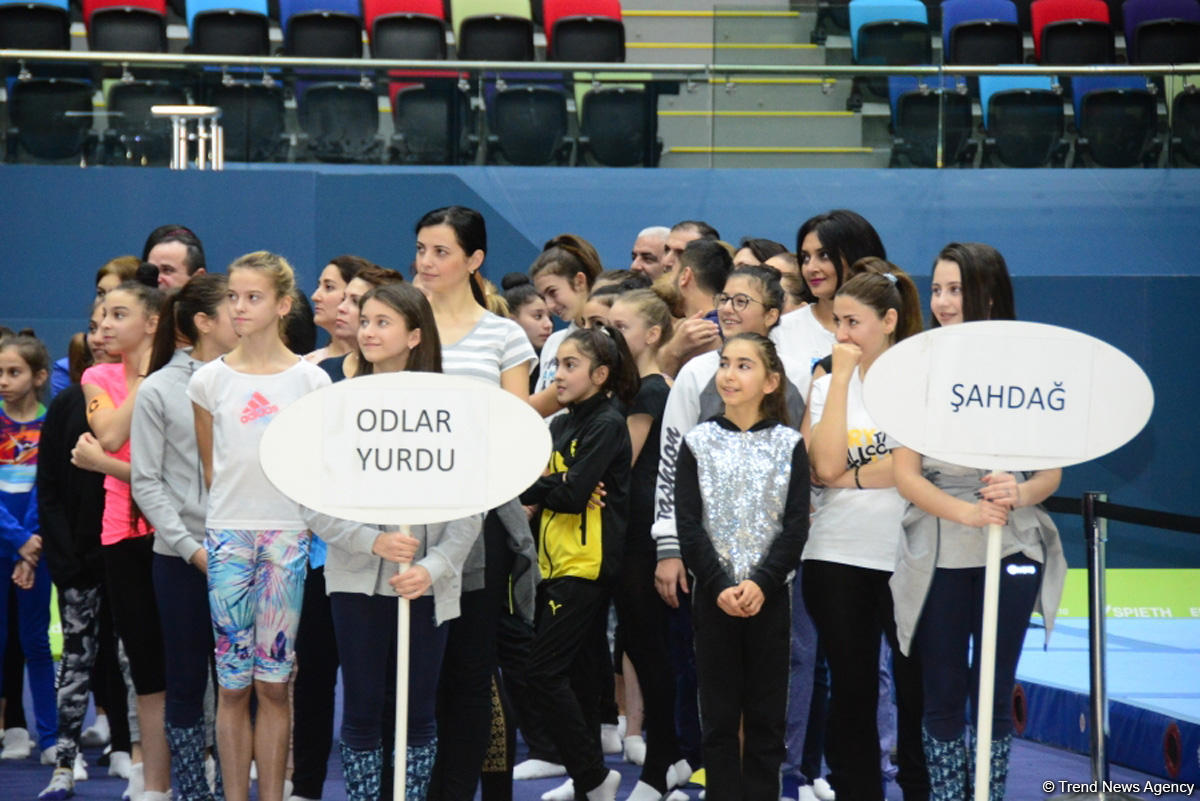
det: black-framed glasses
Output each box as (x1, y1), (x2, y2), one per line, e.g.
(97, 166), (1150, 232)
(714, 292), (766, 312)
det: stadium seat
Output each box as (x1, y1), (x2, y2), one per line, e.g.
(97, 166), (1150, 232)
(578, 83), (661, 166)
(5, 77), (94, 162)
(978, 73), (1066, 166)
(0, 0), (70, 50)
(1071, 75), (1159, 166)
(848, 0), (931, 106)
(941, 0), (1023, 65)
(103, 80), (187, 165)
(1122, 0), (1200, 63)
(279, 0), (363, 57)
(886, 74), (975, 166)
(187, 0), (271, 55)
(389, 79), (475, 163)
(451, 0), (534, 60)
(1030, 0), (1111, 60)
(298, 82), (381, 162)
(1170, 80), (1200, 165)
(486, 85), (572, 165)
(364, 0), (446, 59)
(543, 0), (624, 62)
(83, 0), (167, 51)
(205, 81), (288, 161)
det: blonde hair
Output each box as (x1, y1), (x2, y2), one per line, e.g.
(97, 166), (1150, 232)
(229, 251), (297, 300)
(480, 277), (511, 317)
(613, 289), (673, 351)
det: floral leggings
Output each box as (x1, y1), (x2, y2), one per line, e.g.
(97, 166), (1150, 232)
(206, 528), (309, 690)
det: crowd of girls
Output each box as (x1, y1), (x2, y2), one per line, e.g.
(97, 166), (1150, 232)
(0, 206), (1066, 801)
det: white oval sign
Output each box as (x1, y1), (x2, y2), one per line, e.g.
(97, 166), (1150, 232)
(260, 371), (552, 525)
(861, 320), (1153, 471)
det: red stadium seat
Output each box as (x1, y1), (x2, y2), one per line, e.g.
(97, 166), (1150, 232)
(1030, 0), (1109, 57)
(541, 0), (623, 61)
(362, 0), (446, 58)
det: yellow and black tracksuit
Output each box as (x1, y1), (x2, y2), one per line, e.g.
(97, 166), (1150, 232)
(518, 391), (630, 795)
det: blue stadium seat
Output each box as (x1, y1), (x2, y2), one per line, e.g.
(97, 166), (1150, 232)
(1071, 75), (1159, 166)
(886, 74), (974, 166)
(978, 73), (1066, 166)
(187, 0), (271, 54)
(278, 0), (363, 57)
(941, 0), (1023, 65)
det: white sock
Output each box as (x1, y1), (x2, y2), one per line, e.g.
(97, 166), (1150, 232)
(514, 758), (568, 780)
(541, 777), (575, 801)
(584, 771), (621, 801)
(622, 780), (661, 801)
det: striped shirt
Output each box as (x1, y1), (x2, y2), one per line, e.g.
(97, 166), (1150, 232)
(442, 311), (537, 386)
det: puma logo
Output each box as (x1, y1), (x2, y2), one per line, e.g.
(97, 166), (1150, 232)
(548, 600), (563, 616)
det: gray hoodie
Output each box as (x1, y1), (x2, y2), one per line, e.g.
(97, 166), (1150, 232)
(302, 508), (482, 625)
(130, 349), (208, 564)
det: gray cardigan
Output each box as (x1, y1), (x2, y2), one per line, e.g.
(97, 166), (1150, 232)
(890, 458), (1068, 656)
(130, 349), (208, 563)
(302, 507), (482, 625)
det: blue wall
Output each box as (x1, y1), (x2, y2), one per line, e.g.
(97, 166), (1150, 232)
(2, 165), (1197, 566)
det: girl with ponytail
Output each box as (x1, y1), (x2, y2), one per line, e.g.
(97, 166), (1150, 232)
(131, 274), (237, 801)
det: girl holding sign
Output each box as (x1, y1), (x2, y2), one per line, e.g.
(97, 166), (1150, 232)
(302, 282), (481, 801)
(675, 333), (810, 801)
(891, 243), (1066, 801)
(803, 265), (928, 801)
(518, 326), (637, 801)
(130, 274), (237, 801)
(189, 252), (331, 801)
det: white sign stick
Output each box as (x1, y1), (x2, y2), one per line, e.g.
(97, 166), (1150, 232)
(394, 536), (411, 801)
(974, 515), (1003, 801)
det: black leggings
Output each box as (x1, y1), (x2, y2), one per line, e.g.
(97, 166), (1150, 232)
(292, 564), (339, 799)
(613, 546), (680, 792)
(331, 593), (446, 750)
(102, 536), (165, 695)
(151, 553), (214, 728)
(428, 511), (510, 801)
(803, 560), (927, 801)
(915, 553), (1042, 742)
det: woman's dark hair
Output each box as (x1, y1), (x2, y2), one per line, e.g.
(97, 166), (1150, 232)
(594, 269), (650, 292)
(721, 333), (789, 426)
(148, 273), (229, 375)
(562, 325), (639, 406)
(528, 234), (604, 290)
(726, 264), (785, 324)
(736, 237), (788, 264)
(501, 272), (541, 313)
(67, 332), (91, 385)
(142, 224), (206, 275)
(356, 283), (442, 376)
(284, 289), (317, 355)
(95, 255), (140, 288)
(417, 205), (488, 308)
(327, 254), (378, 285)
(355, 265), (406, 289)
(110, 273), (165, 321)
(932, 242), (1016, 326)
(796, 210), (887, 294)
(837, 259), (923, 344)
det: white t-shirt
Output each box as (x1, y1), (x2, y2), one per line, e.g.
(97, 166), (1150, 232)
(803, 368), (905, 572)
(442, 311), (536, 387)
(771, 305), (835, 401)
(188, 356), (331, 530)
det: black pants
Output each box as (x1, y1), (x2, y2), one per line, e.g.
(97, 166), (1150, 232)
(525, 578), (610, 794)
(292, 565), (339, 799)
(3, 596), (24, 730)
(428, 511), (509, 801)
(102, 536), (166, 695)
(666, 591), (703, 767)
(803, 560), (928, 801)
(151, 553), (214, 728)
(613, 546), (680, 791)
(331, 593), (445, 750)
(916, 553), (1042, 742)
(802, 644), (830, 782)
(496, 612), (560, 764)
(692, 581), (790, 801)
